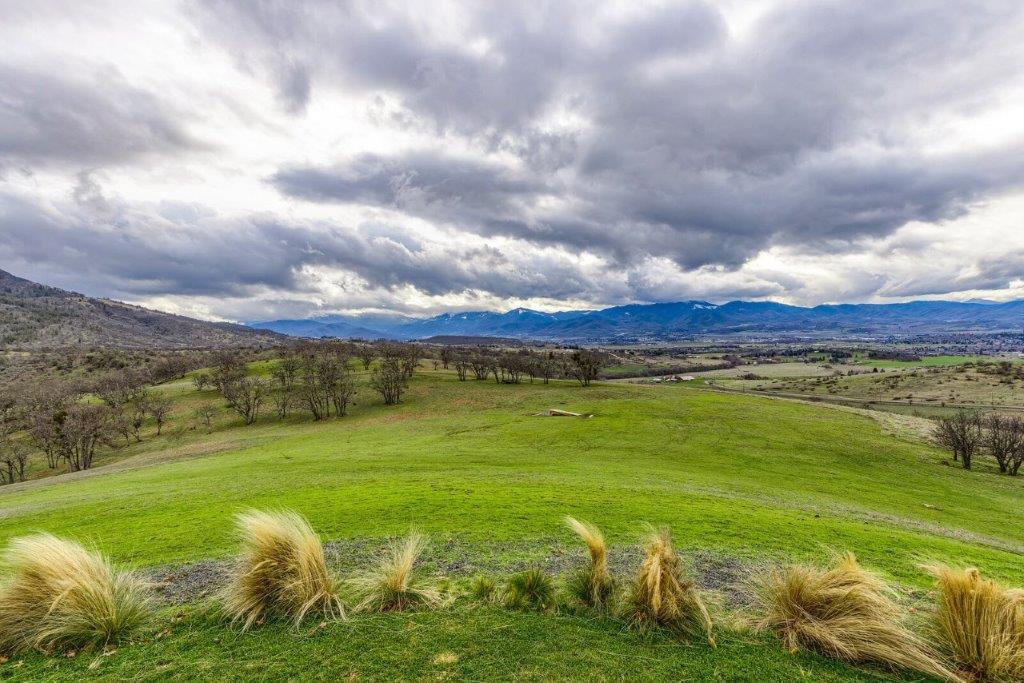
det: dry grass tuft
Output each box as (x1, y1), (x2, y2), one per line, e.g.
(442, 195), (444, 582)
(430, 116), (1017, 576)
(0, 533), (153, 653)
(927, 565), (1024, 681)
(503, 569), (556, 611)
(352, 533), (444, 612)
(622, 527), (714, 645)
(222, 509), (344, 630)
(564, 516), (614, 609)
(753, 553), (958, 681)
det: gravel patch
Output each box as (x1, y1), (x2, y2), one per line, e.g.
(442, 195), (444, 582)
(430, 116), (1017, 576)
(143, 537), (755, 607)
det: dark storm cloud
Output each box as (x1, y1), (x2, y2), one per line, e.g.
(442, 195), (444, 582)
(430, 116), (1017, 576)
(194, 0), (1024, 273)
(0, 66), (204, 167)
(0, 191), (598, 304)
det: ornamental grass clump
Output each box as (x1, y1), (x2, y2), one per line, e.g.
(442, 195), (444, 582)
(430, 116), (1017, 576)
(222, 510), (344, 630)
(0, 533), (153, 653)
(927, 565), (1024, 681)
(503, 568), (556, 611)
(753, 553), (958, 682)
(564, 516), (614, 609)
(352, 533), (444, 612)
(622, 527), (714, 645)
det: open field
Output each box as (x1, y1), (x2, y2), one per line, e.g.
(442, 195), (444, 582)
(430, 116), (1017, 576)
(1, 366), (1022, 679)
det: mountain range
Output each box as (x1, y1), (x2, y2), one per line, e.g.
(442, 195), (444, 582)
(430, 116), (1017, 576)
(251, 299), (1024, 342)
(0, 269), (282, 349)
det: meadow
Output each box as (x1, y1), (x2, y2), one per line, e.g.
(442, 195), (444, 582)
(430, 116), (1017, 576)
(1, 364), (1022, 680)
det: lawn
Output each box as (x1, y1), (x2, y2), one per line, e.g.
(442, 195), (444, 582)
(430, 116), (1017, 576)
(0, 368), (1021, 679)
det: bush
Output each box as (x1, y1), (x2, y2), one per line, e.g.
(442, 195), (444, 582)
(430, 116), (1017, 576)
(753, 553), (956, 681)
(927, 565), (1024, 680)
(564, 516), (614, 609)
(222, 510), (344, 630)
(503, 569), (555, 611)
(0, 533), (153, 653)
(352, 533), (443, 612)
(622, 528), (713, 644)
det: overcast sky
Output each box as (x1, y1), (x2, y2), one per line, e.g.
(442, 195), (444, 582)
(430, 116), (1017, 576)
(2, 0), (1024, 321)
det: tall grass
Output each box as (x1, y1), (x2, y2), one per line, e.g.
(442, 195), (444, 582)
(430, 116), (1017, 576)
(754, 553), (958, 681)
(927, 565), (1024, 681)
(622, 527), (714, 645)
(352, 533), (444, 612)
(222, 510), (344, 630)
(564, 516), (614, 609)
(0, 533), (153, 653)
(503, 569), (556, 611)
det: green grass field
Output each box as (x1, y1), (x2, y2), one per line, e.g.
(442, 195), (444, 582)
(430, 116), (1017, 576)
(1, 367), (1021, 680)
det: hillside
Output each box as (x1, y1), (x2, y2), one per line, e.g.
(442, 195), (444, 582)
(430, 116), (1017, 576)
(0, 269), (283, 349)
(252, 300), (1024, 342)
(1, 366), (1021, 679)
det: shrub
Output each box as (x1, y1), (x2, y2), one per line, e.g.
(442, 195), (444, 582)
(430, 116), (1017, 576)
(0, 533), (153, 653)
(622, 528), (713, 645)
(504, 569), (555, 611)
(928, 565), (1024, 680)
(352, 533), (443, 612)
(470, 575), (497, 602)
(753, 554), (956, 681)
(222, 510), (344, 630)
(564, 516), (614, 609)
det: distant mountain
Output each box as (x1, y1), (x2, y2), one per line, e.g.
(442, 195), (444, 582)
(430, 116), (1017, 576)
(249, 298), (1024, 342)
(0, 269), (283, 349)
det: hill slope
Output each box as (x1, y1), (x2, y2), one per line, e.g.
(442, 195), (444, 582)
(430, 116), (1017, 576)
(0, 269), (282, 349)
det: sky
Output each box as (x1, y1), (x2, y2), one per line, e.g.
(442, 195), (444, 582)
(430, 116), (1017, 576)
(2, 0), (1024, 322)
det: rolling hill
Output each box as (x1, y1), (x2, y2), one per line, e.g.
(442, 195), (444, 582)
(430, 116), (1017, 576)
(0, 269), (283, 349)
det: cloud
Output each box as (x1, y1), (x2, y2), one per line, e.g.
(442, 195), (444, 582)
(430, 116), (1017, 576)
(0, 65), (205, 167)
(2, 0), (1024, 318)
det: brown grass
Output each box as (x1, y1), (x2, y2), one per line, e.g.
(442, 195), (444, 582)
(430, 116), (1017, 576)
(564, 516), (614, 608)
(927, 565), (1024, 681)
(753, 553), (959, 681)
(351, 533), (444, 612)
(622, 527), (714, 645)
(222, 510), (344, 630)
(0, 533), (153, 653)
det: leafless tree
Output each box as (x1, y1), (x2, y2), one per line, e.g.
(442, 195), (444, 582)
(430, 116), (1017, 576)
(147, 395), (172, 435)
(0, 438), (30, 484)
(933, 410), (983, 470)
(196, 403), (217, 429)
(62, 404), (115, 471)
(984, 414), (1024, 475)
(568, 350), (603, 387)
(470, 355), (492, 380)
(439, 347), (454, 369)
(192, 372), (212, 392)
(223, 377), (268, 425)
(371, 356), (407, 405)
(356, 345), (377, 370)
(453, 355), (469, 381)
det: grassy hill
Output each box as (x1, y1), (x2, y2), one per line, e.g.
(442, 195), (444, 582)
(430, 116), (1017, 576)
(0, 367), (1021, 679)
(0, 269), (283, 349)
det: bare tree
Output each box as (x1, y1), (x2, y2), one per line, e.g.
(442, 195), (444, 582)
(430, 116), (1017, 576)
(453, 355), (469, 381)
(0, 438), (30, 484)
(195, 403), (217, 429)
(439, 347), (455, 369)
(470, 355), (492, 381)
(568, 350), (603, 387)
(933, 410), (983, 470)
(192, 372), (212, 392)
(223, 377), (268, 425)
(62, 404), (115, 471)
(371, 356), (407, 405)
(984, 414), (1024, 475)
(356, 345), (377, 371)
(147, 395), (172, 436)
